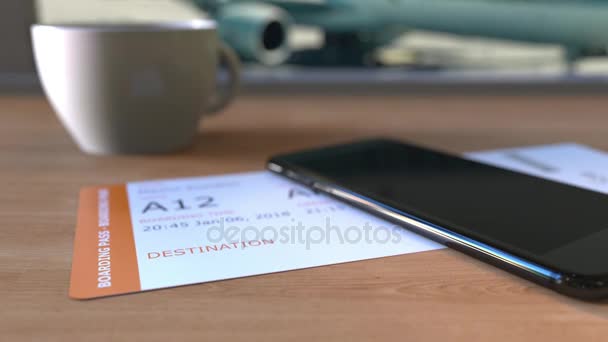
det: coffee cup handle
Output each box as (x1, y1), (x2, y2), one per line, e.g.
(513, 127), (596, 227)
(204, 43), (241, 115)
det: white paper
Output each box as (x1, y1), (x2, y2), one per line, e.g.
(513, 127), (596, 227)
(467, 142), (608, 194)
(126, 172), (443, 291)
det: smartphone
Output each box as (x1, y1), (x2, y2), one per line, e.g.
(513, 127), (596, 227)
(268, 138), (608, 300)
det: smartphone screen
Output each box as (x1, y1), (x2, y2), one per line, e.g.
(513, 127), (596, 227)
(268, 139), (608, 282)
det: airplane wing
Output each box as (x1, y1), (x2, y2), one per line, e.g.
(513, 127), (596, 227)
(261, 0), (343, 12)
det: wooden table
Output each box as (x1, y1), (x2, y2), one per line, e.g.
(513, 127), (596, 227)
(2, 93), (608, 341)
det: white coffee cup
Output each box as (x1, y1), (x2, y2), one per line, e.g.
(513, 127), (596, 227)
(31, 20), (240, 154)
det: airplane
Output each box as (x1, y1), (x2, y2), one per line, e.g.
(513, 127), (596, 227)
(192, 0), (608, 66)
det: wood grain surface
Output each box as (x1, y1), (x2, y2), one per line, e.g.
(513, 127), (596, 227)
(2, 94), (608, 342)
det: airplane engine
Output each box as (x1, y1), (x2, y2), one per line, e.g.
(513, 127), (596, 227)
(216, 3), (292, 65)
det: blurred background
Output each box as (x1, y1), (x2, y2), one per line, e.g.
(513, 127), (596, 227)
(4, 0), (608, 92)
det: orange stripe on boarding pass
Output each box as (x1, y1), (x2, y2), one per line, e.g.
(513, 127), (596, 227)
(69, 184), (140, 299)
